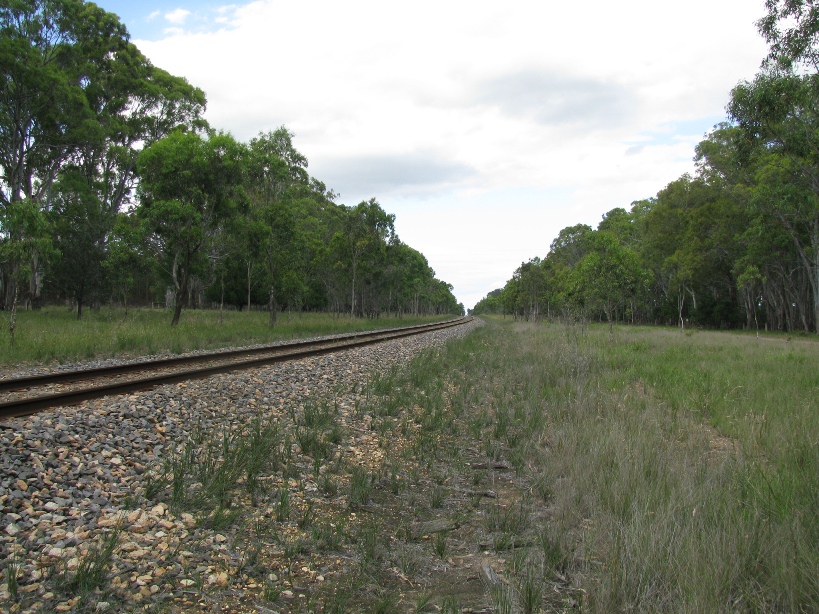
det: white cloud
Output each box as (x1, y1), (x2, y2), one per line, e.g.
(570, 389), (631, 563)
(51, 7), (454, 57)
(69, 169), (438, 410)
(134, 0), (770, 308)
(164, 8), (191, 25)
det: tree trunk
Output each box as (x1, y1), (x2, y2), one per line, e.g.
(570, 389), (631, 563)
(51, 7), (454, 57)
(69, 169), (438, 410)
(76, 282), (85, 320)
(220, 272), (225, 325)
(171, 292), (184, 326)
(247, 261), (252, 314)
(268, 286), (278, 327)
(170, 251), (189, 327)
(8, 282), (19, 347)
(350, 266), (357, 318)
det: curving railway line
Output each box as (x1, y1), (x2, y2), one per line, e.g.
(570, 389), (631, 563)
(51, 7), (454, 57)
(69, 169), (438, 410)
(0, 316), (472, 420)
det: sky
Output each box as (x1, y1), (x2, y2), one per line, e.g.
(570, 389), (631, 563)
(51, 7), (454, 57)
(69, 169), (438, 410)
(95, 0), (769, 310)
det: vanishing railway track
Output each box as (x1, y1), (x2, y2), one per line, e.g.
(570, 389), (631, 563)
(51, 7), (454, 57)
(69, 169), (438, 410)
(0, 317), (472, 420)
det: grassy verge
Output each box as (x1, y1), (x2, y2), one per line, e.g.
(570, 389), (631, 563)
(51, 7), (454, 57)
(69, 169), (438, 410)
(0, 307), (451, 367)
(435, 318), (818, 611)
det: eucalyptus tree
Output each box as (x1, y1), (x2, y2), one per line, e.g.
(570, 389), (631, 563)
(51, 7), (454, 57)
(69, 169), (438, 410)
(571, 231), (650, 334)
(383, 241), (432, 316)
(137, 130), (246, 326)
(472, 288), (503, 315)
(728, 79), (819, 331)
(244, 128), (309, 325)
(103, 212), (146, 315)
(332, 199), (395, 317)
(504, 258), (548, 321)
(728, 5), (819, 331)
(757, 0), (819, 71)
(0, 0), (97, 310)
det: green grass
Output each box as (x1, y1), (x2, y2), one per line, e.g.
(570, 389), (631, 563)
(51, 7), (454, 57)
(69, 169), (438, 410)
(354, 317), (819, 611)
(466, 319), (819, 611)
(0, 306), (453, 367)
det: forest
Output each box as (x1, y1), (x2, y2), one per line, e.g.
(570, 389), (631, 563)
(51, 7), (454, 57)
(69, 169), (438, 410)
(474, 0), (819, 335)
(0, 0), (463, 337)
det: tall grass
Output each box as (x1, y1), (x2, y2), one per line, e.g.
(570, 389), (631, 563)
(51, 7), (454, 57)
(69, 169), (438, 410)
(379, 318), (819, 611)
(0, 306), (451, 367)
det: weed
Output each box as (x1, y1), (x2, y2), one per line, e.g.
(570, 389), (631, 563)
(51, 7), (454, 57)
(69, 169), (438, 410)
(311, 520), (345, 552)
(395, 544), (420, 577)
(515, 557), (546, 614)
(355, 520), (381, 566)
(433, 531), (448, 558)
(538, 528), (566, 573)
(414, 591), (434, 613)
(319, 473), (339, 497)
(440, 595), (461, 613)
(349, 466), (373, 508)
(430, 485), (447, 509)
(199, 506), (241, 530)
(488, 582), (515, 614)
(298, 501), (315, 529)
(275, 488), (291, 522)
(55, 525), (121, 603)
(6, 552), (19, 602)
(371, 588), (399, 613)
(262, 582), (281, 602)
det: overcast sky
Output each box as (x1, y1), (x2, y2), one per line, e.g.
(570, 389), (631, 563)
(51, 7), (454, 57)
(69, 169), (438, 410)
(96, 0), (769, 310)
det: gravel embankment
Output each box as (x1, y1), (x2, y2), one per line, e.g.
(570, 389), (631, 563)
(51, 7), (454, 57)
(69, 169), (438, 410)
(0, 319), (480, 613)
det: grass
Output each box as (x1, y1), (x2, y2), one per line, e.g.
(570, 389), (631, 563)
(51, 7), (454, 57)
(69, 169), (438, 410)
(338, 317), (819, 611)
(0, 306), (453, 367)
(468, 319), (819, 612)
(53, 525), (122, 606)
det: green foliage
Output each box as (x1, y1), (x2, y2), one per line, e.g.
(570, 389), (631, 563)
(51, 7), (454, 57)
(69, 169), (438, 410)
(137, 130), (247, 325)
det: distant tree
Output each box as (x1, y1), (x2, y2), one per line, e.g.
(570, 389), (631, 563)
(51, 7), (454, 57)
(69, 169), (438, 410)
(571, 231), (650, 334)
(0, 199), (56, 344)
(103, 212), (146, 315)
(332, 199), (395, 317)
(245, 128), (308, 326)
(137, 130), (246, 326)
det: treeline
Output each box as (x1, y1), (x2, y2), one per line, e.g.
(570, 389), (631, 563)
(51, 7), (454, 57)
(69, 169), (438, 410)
(0, 0), (462, 337)
(474, 1), (819, 335)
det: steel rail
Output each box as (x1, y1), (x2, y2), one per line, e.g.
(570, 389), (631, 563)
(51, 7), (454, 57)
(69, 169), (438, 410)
(0, 317), (471, 420)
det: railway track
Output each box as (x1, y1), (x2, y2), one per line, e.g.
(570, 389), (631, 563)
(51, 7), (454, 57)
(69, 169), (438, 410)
(0, 316), (472, 420)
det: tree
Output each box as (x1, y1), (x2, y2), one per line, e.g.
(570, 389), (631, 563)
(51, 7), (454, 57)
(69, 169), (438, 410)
(103, 212), (145, 315)
(0, 199), (55, 344)
(245, 128), (308, 326)
(332, 199), (395, 317)
(571, 231), (650, 334)
(757, 0), (819, 71)
(48, 168), (113, 317)
(137, 130), (246, 326)
(729, 72), (819, 332)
